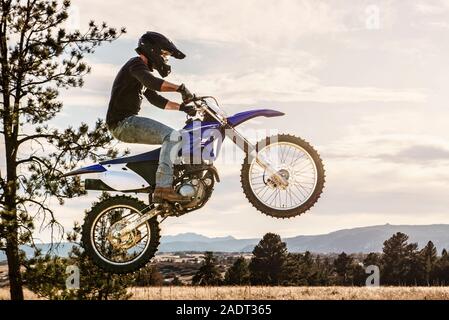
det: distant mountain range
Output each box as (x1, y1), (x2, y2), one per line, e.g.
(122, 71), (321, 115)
(2, 224), (449, 261)
(159, 224), (449, 253)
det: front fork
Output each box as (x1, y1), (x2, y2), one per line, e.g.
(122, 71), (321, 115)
(225, 125), (289, 188)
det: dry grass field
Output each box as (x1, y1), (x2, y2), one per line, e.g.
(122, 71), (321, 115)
(127, 286), (449, 300)
(0, 288), (41, 300)
(2, 286), (449, 300)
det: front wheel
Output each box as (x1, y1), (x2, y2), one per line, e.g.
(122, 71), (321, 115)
(81, 195), (160, 273)
(241, 134), (325, 218)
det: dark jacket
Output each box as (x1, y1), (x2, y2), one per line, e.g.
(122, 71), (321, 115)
(106, 57), (168, 129)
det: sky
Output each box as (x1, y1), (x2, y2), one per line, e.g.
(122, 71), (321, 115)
(3, 0), (449, 242)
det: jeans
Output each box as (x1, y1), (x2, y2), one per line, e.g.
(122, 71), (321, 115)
(110, 115), (180, 188)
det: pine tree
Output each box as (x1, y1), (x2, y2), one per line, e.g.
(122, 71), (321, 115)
(300, 251), (318, 285)
(23, 224), (133, 300)
(224, 257), (250, 285)
(350, 262), (367, 286)
(0, 0), (125, 299)
(381, 232), (421, 285)
(63, 244), (133, 300)
(22, 254), (68, 299)
(420, 241), (438, 285)
(435, 249), (449, 285)
(363, 252), (381, 268)
(281, 253), (302, 285)
(249, 233), (287, 285)
(315, 255), (333, 286)
(283, 251), (320, 286)
(192, 252), (222, 286)
(69, 222), (132, 299)
(333, 252), (353, 285)
(134, 264), (164, 287)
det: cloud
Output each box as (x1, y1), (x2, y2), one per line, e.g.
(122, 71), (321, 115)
(60, 93), (109, 108)
(414, 3), (444, 14)
(58, 61), (118, 107)
(57, 1), (432, 109)
(324, 136), (449, 163)
(73, 0), (346, 43)
(378, 145), (449, 163)
(414, 0), (449, 15)
(171, 67), (428, 104)
(67, 60), (427, 108)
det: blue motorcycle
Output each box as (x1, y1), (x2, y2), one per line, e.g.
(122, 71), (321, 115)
(63, 96), (325, 273)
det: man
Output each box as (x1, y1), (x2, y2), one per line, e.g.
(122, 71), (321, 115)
(106, 31), (196, 203)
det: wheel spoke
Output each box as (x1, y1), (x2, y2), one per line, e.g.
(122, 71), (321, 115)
(92, 206), (151, 265)
(256, 185), (271, 198)
(248, 141), (318, 210)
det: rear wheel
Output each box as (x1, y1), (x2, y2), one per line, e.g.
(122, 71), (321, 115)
(241, 134), (325, 218)
(81, 195), (160, 273)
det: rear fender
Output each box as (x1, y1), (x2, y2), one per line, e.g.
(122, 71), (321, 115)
(62, 163), (150, 191)
(96, 164), (150, 191)
(61, 164), (106, 178)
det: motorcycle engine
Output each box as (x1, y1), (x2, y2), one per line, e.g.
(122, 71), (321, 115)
(176, 178), (209, 209)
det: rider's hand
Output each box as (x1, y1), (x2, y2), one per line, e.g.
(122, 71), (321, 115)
(176, 83), (194, 102)
(179, 102), (197, 117)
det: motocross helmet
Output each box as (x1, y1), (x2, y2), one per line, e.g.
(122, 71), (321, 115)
(135, 31), (185, 77)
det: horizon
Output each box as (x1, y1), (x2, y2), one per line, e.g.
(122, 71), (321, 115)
(3, 223), (449, 264)
(2, 223), (449, 263)
(161, 222), (449, 239)
(23, 222), (449, 244)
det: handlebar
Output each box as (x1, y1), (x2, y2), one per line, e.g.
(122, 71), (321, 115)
(184, 95), (218, 106)
(182, 95), (227, 124)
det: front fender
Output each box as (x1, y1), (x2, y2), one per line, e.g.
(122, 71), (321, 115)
(227, 109), (285, 126)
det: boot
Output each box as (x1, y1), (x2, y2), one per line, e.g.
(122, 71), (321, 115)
(152, 187), (190, 203)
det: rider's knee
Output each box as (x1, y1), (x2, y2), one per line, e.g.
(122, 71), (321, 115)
(163, 129), (181, 143)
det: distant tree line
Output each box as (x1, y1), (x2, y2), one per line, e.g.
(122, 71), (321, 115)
(191, 232), (449, 286)
(23, 230), (449, 300)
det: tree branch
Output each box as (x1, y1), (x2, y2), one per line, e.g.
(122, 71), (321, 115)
(11, 0), (35, 140)
(16, 198), (52, 217)
(17, 133), (55, 146)
(0, 170), (5, 203)
(20, 72), (70, 88)
(16, 197), (64, 243)
(16, 155), (52, 169)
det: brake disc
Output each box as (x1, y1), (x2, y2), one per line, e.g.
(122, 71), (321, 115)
(107, 222), (142, 250)
(266, 168), (290, 190)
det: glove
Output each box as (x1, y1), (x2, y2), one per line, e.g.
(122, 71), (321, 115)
(176, 83), (194, 102)
(179, 103), (197, 117)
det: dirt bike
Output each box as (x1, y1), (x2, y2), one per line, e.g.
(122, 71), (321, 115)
(63, 96), (325, 273)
